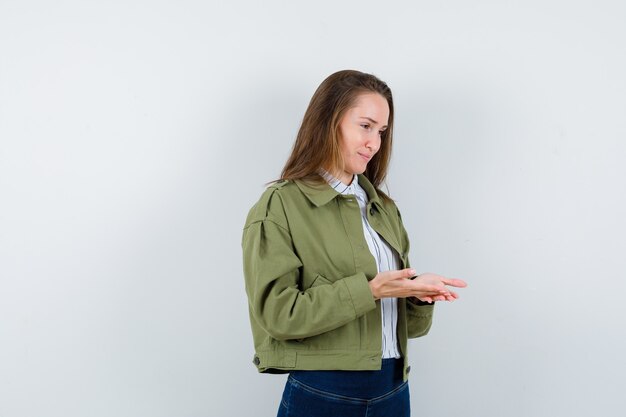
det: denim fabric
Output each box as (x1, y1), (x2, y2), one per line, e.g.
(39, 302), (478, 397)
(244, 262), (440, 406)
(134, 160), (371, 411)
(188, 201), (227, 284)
(276, 358), (410, 417)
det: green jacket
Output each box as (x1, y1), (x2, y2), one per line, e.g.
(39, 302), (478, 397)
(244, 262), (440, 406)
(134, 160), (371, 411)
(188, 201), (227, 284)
(242, 174), (434, 381)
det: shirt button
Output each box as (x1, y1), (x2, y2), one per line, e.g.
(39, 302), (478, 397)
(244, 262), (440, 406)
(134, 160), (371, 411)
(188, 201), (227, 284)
(406, 366), (411, 374)
(253, 356), (260, 366)
(369, 207), (375, 215)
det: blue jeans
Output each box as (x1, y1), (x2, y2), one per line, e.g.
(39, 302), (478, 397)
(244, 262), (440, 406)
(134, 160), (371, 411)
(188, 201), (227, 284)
(276, 358), (410, 417)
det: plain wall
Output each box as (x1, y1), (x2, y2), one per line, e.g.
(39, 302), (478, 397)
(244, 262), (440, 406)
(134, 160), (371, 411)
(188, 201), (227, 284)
(1, 1), (625, 416)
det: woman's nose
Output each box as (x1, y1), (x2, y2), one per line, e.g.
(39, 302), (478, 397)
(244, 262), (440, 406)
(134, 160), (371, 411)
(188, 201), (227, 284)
(366, 135), (381, 153)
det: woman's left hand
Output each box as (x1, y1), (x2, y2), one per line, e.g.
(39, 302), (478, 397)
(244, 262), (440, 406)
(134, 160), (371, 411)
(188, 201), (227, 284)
(412, 273), (467, 303)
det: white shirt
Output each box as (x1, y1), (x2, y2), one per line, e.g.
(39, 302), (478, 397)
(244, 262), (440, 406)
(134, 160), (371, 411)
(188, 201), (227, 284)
(320, 171), (402, 359)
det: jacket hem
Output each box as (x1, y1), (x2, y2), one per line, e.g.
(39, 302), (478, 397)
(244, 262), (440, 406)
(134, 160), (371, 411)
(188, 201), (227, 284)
(255, 349), (383, 373)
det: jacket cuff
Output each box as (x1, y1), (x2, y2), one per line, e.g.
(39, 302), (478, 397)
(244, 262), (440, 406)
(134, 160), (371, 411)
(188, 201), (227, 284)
(341, 272), (376, 317)
(406, 298), (435, 315)
(407, 296), (434, 306)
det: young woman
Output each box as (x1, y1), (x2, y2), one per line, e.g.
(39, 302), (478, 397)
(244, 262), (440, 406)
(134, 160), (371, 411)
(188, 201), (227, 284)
(242, 69), (467, 417)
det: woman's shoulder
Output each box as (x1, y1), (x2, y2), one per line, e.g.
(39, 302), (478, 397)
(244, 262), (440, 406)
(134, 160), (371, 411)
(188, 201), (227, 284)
(257, 179), (302, 204)
(244, 180), (301, 228)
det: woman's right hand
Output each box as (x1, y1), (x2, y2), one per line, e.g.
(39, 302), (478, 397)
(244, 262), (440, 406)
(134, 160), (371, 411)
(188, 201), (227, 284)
(368, 268), (467, 302)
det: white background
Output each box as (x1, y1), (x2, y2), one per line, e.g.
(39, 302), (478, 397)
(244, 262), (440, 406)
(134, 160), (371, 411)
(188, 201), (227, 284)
(1, 1), (625, 416)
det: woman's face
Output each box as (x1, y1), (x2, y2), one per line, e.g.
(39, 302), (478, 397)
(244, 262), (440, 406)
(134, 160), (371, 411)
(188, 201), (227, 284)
(335, 92), (389, 185)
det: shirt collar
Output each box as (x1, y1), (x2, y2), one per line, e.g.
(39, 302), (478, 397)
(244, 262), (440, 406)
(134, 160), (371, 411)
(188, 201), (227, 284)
(318, 169), (358, 196)
(293, 170), (383, 208)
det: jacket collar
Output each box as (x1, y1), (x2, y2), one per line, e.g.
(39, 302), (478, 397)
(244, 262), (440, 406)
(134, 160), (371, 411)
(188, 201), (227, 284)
(294, 173), (384, 209)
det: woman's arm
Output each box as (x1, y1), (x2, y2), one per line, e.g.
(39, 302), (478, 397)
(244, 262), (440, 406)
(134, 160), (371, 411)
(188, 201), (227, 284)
(242, 186), (379, 341)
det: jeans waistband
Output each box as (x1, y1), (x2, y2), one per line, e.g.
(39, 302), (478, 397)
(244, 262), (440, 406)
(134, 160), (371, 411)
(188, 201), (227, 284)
(289, 358), (404, 400)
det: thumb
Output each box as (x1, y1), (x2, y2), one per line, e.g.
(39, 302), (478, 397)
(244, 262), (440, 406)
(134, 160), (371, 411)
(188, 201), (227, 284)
(398, 268), (416, 279)
(378, 268), (415, 282)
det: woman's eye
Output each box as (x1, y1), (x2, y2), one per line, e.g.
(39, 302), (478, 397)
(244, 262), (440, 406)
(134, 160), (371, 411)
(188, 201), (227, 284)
(361, 124), (370, 130)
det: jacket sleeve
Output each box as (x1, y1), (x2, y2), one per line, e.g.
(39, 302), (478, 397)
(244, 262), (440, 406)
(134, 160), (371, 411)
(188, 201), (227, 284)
(394, 205), (435, 339)
(242, 189), (376, 341)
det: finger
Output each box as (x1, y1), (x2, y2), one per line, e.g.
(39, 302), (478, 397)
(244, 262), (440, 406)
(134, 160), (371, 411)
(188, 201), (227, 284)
(399, 268), (417, 279)
(389, 268), (415, 280)
(412, 284), (449, 294)
(441, 278), (467, 288)
(381, 268), (416, 282)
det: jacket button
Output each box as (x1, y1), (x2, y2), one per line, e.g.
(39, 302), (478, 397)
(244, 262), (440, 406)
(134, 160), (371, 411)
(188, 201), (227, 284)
(406, 366), (411, 374)
(253, 356), (260, 366)
(369, 207), (375, 215)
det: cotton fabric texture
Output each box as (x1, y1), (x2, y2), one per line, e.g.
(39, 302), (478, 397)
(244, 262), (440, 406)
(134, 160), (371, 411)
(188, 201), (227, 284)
(242, 174), (434, 381)
(319, 171), (402, 359)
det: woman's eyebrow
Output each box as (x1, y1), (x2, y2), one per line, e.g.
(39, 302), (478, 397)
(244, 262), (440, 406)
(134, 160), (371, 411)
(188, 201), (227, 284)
(359, 116), (388, 128)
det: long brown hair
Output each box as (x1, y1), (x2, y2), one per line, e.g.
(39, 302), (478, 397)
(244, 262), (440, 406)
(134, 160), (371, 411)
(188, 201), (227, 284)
(277, 69), (395, 200)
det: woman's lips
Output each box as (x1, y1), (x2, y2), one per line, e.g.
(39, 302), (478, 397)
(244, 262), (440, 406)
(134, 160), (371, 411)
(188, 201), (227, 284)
(358, 152), (372, 161)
